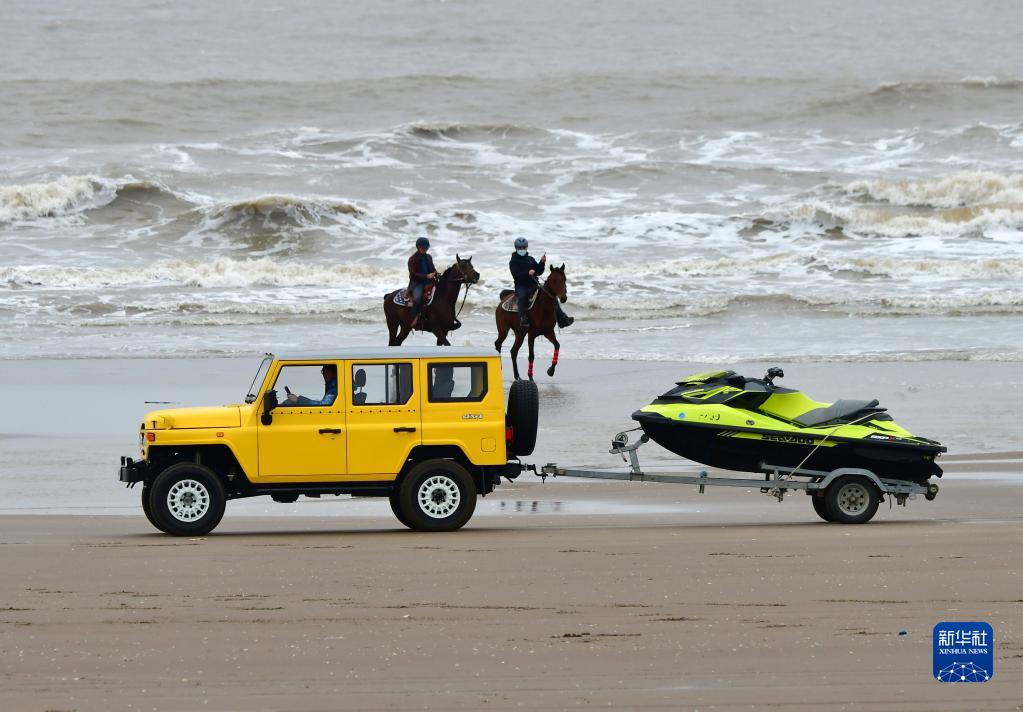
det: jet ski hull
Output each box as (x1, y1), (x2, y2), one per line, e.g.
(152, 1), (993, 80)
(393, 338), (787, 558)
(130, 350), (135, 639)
(634, 411), (944, 483)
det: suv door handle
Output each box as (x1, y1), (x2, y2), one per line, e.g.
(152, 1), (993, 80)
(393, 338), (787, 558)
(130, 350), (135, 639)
(393, 427), (417, 433)
(318, 428), (342, 435)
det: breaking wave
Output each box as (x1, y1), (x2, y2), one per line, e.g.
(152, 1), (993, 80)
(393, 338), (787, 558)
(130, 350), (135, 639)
(845, 171), (1023, 208)
(0, 258), (396, 290)
(0, 175), (116, 222)
(201, 196), (363, 233)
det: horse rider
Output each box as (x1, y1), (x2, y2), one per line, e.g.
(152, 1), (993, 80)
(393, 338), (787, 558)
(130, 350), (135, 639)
(509, 237), (573, 329)
(408, 237), (438, 328)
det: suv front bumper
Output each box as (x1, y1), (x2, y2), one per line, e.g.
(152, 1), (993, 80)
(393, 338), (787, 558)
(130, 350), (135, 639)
(119, 456), (149, 483)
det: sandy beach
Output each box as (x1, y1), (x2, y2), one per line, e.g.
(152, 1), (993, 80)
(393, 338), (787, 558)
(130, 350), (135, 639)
(1, 489), (1022, 711)
(1, 356), (1022, 709)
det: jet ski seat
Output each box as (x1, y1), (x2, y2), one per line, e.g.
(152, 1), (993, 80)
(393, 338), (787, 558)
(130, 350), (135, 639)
(793, 399), (880, 427)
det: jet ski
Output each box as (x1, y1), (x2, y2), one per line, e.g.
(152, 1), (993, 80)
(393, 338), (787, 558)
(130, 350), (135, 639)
(632, 368), (945, 483)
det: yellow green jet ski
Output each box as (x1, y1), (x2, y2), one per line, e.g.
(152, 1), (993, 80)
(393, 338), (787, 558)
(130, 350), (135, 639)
(633, 368), (945, 483)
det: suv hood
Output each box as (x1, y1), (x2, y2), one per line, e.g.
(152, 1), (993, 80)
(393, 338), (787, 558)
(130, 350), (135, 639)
(144, 406), (242, 430)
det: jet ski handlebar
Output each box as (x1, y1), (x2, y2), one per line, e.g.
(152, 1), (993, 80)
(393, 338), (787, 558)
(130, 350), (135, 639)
(764, 367), (785, 385)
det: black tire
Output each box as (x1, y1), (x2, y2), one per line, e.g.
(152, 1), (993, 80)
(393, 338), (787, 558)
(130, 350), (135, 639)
(397, 459), (477, 532)
(824, 476), (880, 524)
(506, 379), (539, 456)
(389, 492), (414, 529)
(149, 462), (227, 536)
(141, 484), (170, 533)
(811, 494), (833, 522)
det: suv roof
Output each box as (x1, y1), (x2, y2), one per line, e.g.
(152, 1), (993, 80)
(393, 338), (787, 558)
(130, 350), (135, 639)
(275, 347), (495, 360)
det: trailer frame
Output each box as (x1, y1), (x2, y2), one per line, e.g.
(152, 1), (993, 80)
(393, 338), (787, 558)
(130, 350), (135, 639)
(537, 431), (940, 523)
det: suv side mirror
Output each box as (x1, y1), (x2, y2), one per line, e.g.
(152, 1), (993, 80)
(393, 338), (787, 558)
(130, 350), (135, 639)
(261, 389), (278, 425)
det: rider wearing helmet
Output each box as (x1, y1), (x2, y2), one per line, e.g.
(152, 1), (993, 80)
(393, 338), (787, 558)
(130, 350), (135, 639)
(509, 237), (573, 329)
(408, 237), (438, 326)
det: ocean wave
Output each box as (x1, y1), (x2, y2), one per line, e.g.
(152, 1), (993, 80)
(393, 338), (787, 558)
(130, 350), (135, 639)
(0, 258), (396, 290)
(0, 175), (116, 222)
(200, 196), (363, 233)
(872, 77), (1023, 95)
(783, 200), (1023, 237)
(845, 172), (1023, 208)
(405, 122), (538, 141)
(0, 175), (197, 224)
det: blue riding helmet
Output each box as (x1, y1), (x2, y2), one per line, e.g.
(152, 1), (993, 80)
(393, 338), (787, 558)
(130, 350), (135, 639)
(514, 237), (528, 249)
(416, 237), (430, 249)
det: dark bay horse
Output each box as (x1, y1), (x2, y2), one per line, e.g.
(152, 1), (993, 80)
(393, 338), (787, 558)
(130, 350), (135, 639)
(385, 255), (479, 346)
(494, 264), (568, 380)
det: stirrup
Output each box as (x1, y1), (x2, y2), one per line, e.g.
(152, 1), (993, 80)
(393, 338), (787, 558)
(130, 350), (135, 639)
(557, 313), (574, 328)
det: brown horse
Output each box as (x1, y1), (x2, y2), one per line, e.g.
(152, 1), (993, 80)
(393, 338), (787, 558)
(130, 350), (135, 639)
(385, 255), (479, 346)
(494, 264), (568, 380)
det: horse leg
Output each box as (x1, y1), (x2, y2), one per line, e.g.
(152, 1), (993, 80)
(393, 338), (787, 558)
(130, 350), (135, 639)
(385, 301), (400, 346)
(545, 331), (561, 377)
(509, 329), (525, 380)
(494, 310), (509, 353)
(527, 331), (537, 381)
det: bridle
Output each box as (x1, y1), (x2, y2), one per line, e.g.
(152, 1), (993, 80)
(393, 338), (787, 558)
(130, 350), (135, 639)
(445, 259), (478, 321)
(537, 273), (565, 302)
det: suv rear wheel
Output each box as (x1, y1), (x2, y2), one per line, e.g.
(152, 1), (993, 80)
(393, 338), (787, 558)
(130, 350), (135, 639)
(150, 462), (227, 536)
(397, 459), (476, 532)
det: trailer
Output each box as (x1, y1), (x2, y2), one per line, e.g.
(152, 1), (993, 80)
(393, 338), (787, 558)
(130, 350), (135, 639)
(537, 431), (940, 524)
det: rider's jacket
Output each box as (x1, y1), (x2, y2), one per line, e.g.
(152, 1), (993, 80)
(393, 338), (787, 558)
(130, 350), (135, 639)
(408, 252), (437, 291)
(509, 251), (545, 287)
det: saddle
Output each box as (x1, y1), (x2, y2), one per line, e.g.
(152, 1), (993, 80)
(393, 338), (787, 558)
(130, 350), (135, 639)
(499, 289), (538, 313)
(394, 284), (436, 308)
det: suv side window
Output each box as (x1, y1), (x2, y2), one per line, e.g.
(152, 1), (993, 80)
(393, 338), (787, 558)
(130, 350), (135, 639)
(428, 362), (488, 402)
(273, 364), (338, 407)
(352, 363), (413, 405)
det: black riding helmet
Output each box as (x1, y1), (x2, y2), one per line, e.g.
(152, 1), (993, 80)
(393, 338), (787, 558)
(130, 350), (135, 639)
(416, 237), (430, 249)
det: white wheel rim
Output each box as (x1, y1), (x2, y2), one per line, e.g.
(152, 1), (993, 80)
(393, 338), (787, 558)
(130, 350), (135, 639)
(417, 475), (461, 519)
(167, 479), (211, 522)
(836, 483), (869, 516)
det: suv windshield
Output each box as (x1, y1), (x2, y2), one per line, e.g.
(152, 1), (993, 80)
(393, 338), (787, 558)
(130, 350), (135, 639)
(244, 355), (274, 404)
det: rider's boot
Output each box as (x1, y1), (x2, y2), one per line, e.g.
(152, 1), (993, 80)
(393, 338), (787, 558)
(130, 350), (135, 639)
(555, 303), (574, 328)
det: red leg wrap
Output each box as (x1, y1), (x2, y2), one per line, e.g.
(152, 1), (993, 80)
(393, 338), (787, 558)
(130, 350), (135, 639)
(552, 348), (560, 366)
(528, 361), (534, 378)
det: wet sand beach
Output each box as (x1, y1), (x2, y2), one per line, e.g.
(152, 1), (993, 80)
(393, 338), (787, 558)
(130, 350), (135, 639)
(1, 491), (1022, 711)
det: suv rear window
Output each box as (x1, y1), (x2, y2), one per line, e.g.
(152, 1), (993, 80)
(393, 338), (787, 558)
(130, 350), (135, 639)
(352, 363), (413, 405)
(428, 362), (487, 402)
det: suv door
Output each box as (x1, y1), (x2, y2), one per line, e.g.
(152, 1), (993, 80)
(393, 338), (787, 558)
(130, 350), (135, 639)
(256, 361), (347, 480)
(345, 360), (421, 476)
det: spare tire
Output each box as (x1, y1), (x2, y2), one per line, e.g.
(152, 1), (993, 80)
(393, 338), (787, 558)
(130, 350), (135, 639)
(506, 379), (539, 456)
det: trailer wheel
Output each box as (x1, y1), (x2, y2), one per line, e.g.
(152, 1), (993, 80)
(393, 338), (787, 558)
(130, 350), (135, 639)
(810, 494), (833, 522)
(824, 476), (880, 524)
(397, 459), (476, 532)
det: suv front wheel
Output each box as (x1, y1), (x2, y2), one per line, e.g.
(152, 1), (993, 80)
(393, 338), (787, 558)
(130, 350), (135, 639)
(149, 462), (227, 536)
(397, 459), (477, 532)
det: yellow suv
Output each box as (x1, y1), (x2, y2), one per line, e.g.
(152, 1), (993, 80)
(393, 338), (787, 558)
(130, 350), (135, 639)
(118, 348), (539, 535)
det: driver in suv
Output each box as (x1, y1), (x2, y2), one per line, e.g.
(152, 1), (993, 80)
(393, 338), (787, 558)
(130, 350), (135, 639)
(284, 364), (338, 406)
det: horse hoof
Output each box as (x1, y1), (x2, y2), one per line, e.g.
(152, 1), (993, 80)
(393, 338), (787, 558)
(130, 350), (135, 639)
(547, 367), (556, 377)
